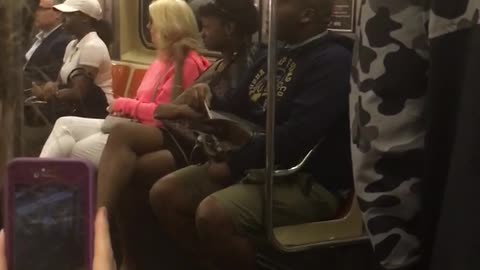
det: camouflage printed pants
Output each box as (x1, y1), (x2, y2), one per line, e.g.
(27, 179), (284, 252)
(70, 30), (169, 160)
(350, 0), (480, 269)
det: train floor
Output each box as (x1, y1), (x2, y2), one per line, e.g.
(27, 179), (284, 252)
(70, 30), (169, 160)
(111, 241), (377, 270)
(257, 241), (377, 270)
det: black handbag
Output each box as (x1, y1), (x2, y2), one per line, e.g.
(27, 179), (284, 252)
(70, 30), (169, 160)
(163, 110), (263, 162)
(24, 67), (108, 126)
(66, 67), (108, 119)
(161, 54), (264, 162)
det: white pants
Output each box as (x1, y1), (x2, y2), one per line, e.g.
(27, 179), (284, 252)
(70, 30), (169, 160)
(40, 116), (109, 166)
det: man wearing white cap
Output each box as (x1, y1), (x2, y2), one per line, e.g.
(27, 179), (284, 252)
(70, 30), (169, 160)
(54, 0), (104, 21)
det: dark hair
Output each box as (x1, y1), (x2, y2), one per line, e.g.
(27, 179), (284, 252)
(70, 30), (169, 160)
(197, 0), (259, 36)
(93, 19), (113, 47)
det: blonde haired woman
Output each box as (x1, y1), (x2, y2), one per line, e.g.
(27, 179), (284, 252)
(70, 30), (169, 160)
(40, 0), (209, 165)
(149, 0), (201, 53)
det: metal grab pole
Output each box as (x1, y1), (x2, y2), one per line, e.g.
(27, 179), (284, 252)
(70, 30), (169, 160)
(264, 0), (277, 243)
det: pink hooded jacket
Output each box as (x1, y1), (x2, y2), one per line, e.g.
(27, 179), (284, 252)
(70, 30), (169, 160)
(111, 51), (209, 125)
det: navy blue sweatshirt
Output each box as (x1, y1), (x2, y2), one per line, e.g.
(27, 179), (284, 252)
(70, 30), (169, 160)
(218, 33), (353, 192)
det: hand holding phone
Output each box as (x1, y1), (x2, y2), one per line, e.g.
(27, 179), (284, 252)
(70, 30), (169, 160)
(92, 207), (117, 270)
(4, 158), (97, 270)
(0, 208), (116, 270)
(0, 231), (7, 270)
(31, 82), (45, 99)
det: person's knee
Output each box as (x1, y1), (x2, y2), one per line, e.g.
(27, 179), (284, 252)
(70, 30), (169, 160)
(149, 175), (180, 217)
(55, 116), (78, 125)
(107, 123), (132, 144)
(52, 116), (79, 130)
(107, 122), (161, 155)
(71, 134), (107, 165)
(196, 196), (233, 240)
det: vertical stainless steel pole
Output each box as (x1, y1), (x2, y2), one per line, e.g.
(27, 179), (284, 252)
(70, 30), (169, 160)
(1, 0), (25, 166)
(264, 0), (277, 242)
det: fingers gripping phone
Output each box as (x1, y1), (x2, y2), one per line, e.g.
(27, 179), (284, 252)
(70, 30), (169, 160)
(4, 158), (96, 270)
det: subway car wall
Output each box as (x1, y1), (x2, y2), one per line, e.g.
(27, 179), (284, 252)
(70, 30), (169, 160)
(107, 0), (357, 64)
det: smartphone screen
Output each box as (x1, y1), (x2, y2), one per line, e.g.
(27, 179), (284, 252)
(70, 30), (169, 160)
(13, 182), (86, 270)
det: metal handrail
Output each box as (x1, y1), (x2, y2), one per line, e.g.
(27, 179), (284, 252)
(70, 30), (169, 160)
(264, 0), (278, 245)
(273, 143), (320, 177)
(262, 0), (365, 252)
(24, 97), (52, 127)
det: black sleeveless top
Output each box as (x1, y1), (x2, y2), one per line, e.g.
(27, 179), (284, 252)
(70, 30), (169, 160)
(193, 45), (260, 111)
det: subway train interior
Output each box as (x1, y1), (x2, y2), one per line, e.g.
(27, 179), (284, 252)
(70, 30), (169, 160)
(6, 0), (374, 269)
(2, 0), (478, 269)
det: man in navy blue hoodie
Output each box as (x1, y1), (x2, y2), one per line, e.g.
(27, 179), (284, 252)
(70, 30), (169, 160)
(150, 0), (353, 269)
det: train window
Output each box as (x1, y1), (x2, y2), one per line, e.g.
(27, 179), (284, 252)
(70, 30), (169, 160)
(139, 0), (154, 50)
(138, 0), (222, 58)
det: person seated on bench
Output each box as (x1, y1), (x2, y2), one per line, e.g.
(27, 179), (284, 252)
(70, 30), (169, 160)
(149, 0), (353, 269)
(24, 0), (72, 89)
(39, 0), (209, 164)
(94, 0), (260, 268)
(29, 0), (113, 120)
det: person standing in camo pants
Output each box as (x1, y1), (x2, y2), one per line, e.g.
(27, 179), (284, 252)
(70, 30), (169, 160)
(350, 0), (480, 269)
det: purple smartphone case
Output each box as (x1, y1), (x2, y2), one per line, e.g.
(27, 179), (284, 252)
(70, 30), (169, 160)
(3, 158), (96, 270)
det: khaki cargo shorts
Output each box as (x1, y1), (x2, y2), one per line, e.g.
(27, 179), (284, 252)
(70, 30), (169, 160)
(172, 164), (340, 239)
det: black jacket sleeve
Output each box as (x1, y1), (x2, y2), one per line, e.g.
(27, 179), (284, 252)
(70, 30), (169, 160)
(26, 32), (72, 82)
(227, 46), (352, 177)
(41, 34), (71, 80)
